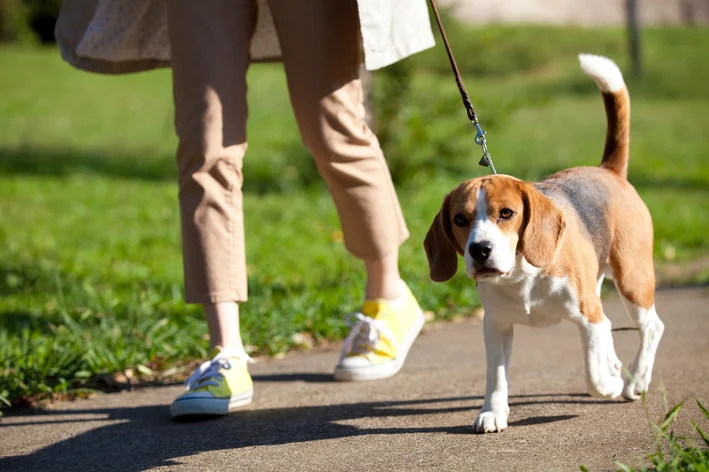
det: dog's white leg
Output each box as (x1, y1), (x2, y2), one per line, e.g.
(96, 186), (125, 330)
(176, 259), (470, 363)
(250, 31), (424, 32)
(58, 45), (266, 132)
(617, 298), (664, 400)
(473, 315), (513, 433)
(577, 315), (624, 398)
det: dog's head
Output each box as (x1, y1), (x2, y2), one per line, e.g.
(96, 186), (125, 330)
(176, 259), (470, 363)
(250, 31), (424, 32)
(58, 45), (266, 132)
(423, 175), (567, 283)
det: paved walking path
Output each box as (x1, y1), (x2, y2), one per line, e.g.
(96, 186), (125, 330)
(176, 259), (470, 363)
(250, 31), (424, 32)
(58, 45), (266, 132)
(1, 288), (708, 471)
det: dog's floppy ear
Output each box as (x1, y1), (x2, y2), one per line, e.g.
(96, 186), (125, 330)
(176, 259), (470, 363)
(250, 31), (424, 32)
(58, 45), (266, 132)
(520, 183), (567, 268)
(423, 193), (460, 282)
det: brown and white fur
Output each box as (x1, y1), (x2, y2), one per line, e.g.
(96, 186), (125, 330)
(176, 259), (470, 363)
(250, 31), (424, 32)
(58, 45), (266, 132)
(423, 55), (664, 434)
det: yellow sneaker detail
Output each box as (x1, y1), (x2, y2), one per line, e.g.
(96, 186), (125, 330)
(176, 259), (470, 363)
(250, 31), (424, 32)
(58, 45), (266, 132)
(334, 281), (425, 381)
(170, 347), (253, 418)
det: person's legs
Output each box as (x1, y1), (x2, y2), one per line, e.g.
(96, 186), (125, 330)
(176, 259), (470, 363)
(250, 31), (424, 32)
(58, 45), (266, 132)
(268, 0), (409, 301)
(268, 0), (424, 381)
(168, 0), (255, 417)
(169, 0), (256, 350)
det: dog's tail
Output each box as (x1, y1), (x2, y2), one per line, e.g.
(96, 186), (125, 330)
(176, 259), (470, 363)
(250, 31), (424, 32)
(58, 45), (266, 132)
(578, 54), (630, 180)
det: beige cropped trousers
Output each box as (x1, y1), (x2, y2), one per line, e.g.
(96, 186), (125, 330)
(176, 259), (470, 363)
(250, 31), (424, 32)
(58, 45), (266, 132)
(167, 0), (409, 304)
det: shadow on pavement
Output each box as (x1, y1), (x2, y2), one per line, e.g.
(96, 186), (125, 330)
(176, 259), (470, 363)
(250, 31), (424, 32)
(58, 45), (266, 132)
(0, 392), (613, 471)
(508, 414), (578, 427)
(251, 373), (334, 383)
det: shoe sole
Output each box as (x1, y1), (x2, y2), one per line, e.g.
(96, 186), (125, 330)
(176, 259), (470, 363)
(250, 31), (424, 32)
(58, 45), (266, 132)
(170, 390), (254, 418)
(334, 309), (425, 382)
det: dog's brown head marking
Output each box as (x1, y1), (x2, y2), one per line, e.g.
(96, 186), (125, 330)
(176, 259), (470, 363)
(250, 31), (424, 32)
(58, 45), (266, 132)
(424, 175), (567, 282)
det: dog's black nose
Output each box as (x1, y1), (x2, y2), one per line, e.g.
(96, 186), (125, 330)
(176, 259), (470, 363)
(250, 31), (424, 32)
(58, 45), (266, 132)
(469, 241), (493, 262)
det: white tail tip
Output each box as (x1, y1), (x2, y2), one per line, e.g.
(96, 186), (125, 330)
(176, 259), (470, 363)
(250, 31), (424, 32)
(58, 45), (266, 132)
(578, 54), (625, 93)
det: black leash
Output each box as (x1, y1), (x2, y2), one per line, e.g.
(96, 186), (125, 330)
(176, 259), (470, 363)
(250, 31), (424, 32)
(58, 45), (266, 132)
(427, 0), (497, 174)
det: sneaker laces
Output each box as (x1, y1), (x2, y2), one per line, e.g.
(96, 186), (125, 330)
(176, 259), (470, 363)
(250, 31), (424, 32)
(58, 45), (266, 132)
(185, 350), (253, 391)
(339, 312), (399, 361)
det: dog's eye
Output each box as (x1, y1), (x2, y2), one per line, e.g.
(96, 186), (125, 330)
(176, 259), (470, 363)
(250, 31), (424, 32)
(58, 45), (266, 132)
(453, 214), (469, 227)
(499, 208), (514, 220)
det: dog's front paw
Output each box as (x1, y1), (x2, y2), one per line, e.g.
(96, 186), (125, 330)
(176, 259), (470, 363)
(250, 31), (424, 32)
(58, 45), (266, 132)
(584, 321), (624, 399)
(587, 351), (624, 399)
(473, 409), (508, 434)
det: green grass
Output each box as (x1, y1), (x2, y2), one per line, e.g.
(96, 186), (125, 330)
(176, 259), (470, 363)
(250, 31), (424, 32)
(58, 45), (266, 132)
(581, 397), (709, 472)
(1, 24), (709, 406)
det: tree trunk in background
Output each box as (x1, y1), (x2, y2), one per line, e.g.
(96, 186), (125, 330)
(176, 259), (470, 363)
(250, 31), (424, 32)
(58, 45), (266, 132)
(626, 0), (642, 78)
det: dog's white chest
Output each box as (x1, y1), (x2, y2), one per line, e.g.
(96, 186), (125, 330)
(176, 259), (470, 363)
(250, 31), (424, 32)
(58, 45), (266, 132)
(478, 275), (575, 327)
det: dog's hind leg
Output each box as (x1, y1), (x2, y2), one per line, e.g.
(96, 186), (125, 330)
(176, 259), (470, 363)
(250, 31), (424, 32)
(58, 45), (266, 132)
(617, 297), (664, 400)
(609, 232), (664, 400)
(613, 264), (664, 400)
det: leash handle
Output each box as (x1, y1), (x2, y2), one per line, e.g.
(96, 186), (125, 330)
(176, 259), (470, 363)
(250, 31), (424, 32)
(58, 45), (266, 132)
(427, 0), (497, 174)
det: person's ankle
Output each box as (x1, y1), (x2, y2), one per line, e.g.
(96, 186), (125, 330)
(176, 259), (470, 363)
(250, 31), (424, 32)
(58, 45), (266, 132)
(214, 342), (246, 355)
(365, 278), (404, 301)
(364, 253), (402, 300)
(204, 302), (245, 355)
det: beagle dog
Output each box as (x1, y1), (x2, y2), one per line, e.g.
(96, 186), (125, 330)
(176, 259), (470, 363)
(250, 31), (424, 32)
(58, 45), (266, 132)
(424, 55), (664, 434)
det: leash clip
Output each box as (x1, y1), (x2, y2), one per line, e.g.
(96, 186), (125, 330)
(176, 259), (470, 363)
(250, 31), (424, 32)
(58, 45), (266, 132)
(473, 121), (497, 174)
(473, 121), (486, 146)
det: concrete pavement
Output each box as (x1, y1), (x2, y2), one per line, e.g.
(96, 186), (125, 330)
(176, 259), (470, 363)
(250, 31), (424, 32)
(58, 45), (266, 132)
(1, 287), (708, 471)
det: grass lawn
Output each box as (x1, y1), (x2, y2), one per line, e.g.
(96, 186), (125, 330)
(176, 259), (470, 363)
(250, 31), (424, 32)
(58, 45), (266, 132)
(1, 25), (708, 407)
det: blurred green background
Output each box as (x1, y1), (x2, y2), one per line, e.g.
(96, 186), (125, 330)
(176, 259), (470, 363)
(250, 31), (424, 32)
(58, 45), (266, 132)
(1, 2), (708, 407)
